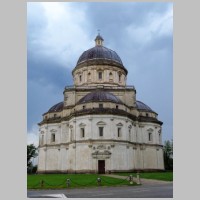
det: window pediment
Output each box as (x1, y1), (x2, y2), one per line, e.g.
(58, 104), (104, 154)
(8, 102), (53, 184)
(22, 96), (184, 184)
(116, 122), (123, 127)
(50, 129), (57, 133)
(79, 123), (86, 127)
(96, 121), (106, 126)
(147, 128), (154, 132)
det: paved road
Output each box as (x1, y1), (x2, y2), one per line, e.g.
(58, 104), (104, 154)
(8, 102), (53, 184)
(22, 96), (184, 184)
(28, 183), (173, 198)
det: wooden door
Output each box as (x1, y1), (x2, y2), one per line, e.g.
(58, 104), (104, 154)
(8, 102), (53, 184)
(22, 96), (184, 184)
(98, 160), (105, 174)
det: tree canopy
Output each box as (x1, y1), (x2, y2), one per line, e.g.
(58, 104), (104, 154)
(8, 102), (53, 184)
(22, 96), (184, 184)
(163, 140), (173, 170)
(27, 144), (38, 173)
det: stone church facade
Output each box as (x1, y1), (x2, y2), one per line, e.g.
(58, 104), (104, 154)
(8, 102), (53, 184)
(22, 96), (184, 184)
(37, 34), (164, 173)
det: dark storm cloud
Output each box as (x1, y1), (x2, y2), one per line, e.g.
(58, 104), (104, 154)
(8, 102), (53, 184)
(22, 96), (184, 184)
(27, 53), (73, 130)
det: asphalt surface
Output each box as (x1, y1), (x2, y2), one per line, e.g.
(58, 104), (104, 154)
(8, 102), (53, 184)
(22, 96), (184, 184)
(27, 182), (173, 198)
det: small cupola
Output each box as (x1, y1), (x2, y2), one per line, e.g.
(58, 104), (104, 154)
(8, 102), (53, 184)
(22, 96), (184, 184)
(95, 33), (104, 46)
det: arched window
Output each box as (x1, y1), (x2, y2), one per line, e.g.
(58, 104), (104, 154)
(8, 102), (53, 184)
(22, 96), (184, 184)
(79, 75), (82, 82)
(109, 72), (113, 81)
(88, 72), (91, 81)
(119, 74), (121, 82)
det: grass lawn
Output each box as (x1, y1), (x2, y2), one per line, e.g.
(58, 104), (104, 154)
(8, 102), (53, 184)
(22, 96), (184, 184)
(116, 171), (173, 182)
(27, 174), (136, 189)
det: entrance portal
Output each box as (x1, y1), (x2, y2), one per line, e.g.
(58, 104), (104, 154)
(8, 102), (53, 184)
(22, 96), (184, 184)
(98, 160), (105, 174)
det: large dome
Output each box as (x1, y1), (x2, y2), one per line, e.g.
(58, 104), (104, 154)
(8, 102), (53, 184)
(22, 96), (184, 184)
(73, 34), (128, 75)
(77, 46), (123, 65)
(78, 90), (123, 104)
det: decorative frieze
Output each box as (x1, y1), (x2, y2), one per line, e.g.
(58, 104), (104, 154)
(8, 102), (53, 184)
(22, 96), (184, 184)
(97, 145), (106, 150)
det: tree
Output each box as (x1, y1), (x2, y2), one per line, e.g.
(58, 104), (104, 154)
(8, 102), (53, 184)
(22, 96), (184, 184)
(27, 144), (38, 173)
(163, 140), (173, 170)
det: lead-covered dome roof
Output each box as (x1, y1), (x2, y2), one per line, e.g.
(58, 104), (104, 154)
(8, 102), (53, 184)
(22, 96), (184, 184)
(77, 46), (123, 65)
(136, 100), (154, 112)
(73, 34), (128, 74)
(48, 102), (63, 112)
(78, 90), (123, 104)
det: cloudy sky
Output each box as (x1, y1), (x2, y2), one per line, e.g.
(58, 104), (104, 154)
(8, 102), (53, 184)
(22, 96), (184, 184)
(27, 2), (173, 146)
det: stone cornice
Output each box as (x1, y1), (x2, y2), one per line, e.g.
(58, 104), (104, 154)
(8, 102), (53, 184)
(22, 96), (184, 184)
(64, 86), (136, 93)
(72, 59), (128, 75)
(38, 139), (163, 148)
(38, 108), (162, 126)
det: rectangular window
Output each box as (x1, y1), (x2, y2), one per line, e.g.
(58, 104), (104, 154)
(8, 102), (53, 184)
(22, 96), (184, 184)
(71, 129), (73, 141)
(119, 74), (121, 82)
(81, 128), (85, 138)
(148, 133), (152, 141)
(99, 127), (104, 137)
(118, 128), (121, 137)
(51, 133), (55, 142)
(98, 72), (102, 80)
(41, 135), (44, 145)
(99, 104), (103, 108)
(83, 105), (86, 109)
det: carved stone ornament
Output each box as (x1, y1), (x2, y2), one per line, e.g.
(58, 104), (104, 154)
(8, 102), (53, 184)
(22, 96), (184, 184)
(79, 123), (86, 127)
(140, 145), (146, 150)
(92, 150), (111, 159)
(97, 145), (106, 150)
(132, 145), (137, 150)
(147, 128), (154, 132)
(116, 122), (123, 127)
(88, 144), (93, 148)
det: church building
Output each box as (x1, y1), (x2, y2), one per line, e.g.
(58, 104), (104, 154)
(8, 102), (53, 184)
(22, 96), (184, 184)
(37, 34), (164, 173)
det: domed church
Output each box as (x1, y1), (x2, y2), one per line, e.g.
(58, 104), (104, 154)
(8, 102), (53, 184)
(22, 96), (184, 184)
(37, 34), (164, 173)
